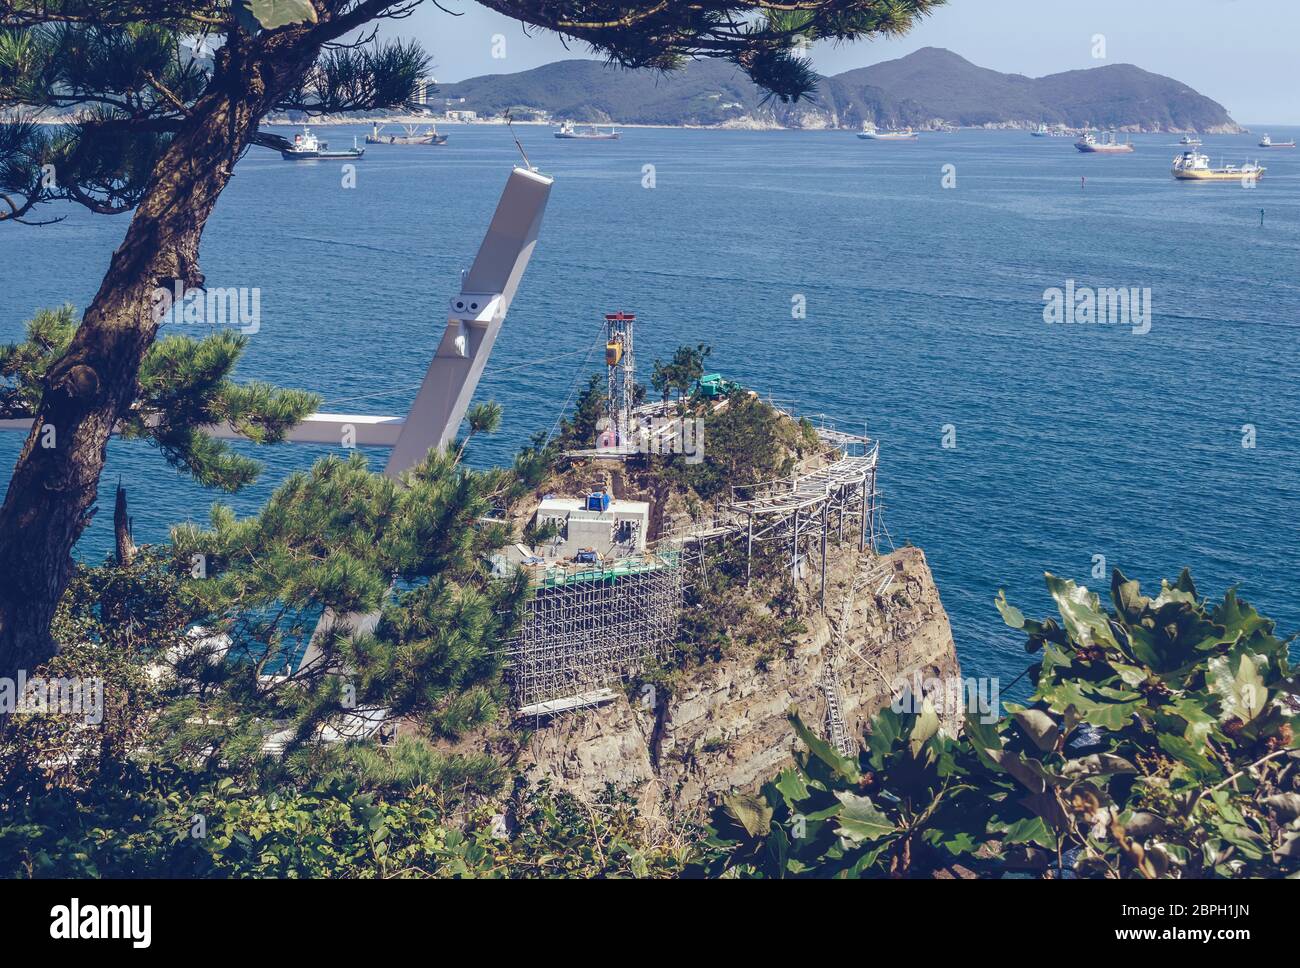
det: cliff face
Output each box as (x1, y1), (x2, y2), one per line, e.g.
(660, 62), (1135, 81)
(518, 545), (962, 817)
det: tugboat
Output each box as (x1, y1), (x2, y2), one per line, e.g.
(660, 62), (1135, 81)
(1179, 134), (1202, 147)
(1258, 133), (1297, 149)
(1075, 130), (1135, 153)
(366, 122), (448, 146)
(280, 126), (365, 160)
(857, 124), (919, 141)
(1171, 149), (1265, 181)
(554, 120), (621, 140)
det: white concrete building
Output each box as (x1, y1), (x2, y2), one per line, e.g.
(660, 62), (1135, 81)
(535, 495), (650, 561)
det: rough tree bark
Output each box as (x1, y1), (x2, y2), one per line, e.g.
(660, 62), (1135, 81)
(0, 26), (323, 681)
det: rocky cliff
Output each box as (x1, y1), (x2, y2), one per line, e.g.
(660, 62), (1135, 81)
(517, 544), (962, 818)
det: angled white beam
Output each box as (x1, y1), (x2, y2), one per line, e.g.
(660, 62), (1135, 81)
(383, 165), (553, 477)
(2, 167), (553, 465)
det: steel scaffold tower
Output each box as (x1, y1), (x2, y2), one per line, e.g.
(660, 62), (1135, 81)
(603, 311), (636, 447)
(502, 553), (684, 715)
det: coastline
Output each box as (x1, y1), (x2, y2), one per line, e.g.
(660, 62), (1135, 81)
(9, 108), (1249, 135)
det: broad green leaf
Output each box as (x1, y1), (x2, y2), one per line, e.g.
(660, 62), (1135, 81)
(790, 709), (858, 782)
(773, 768), (809, 805)
(909, 698), (941, 756)
(833, 792), (895, 844)
(1012, 709), (1059, 752)
(1045, 574), (1118, 650)
(995, 589), (1025, 629)
(1208, 652), (1268, 723)
(1043, 680), (1143, 730)
(723, 793), (773, 839)
(1158, 732), (1217, 778)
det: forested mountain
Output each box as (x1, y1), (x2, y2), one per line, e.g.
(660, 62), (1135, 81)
(437, 47), (1243, 132)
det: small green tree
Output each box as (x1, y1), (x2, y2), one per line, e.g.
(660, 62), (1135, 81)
(650, 343), (712, 403)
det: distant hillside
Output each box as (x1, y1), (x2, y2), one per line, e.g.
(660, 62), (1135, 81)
(436, 47), (1243, 133)
(438, 59), (769, 127)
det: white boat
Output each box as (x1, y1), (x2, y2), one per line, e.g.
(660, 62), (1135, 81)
(280, 126), (364, 160)
(858, 124), (918, 141)
(554, 120), (621, 140)
(1258, 133), (1296, 149)
(1179, 134), (1202, 147)
(1171, 150), (1265, 181)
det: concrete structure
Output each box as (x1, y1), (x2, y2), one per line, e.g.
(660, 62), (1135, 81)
(535, 495), (650, 560)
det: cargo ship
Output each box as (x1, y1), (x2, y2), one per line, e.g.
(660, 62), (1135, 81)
(555, 120), (621, 140)
(366, 122), (447, 146)
(1258, 133), (1296, 149)
(1171, 150), (1265, 181)
(1075, 131), (1135, 153)
(280, 126), (364, 160)
(858, 125), (919, 141)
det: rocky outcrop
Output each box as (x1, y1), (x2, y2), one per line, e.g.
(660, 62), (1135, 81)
(518, 545), (962, 818)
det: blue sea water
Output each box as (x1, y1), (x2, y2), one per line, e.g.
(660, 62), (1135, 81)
(2, 124), (1298, 688)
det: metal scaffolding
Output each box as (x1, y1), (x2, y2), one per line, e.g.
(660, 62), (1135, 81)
(502, 552), (684, 716)
(502, 424), (881, 719)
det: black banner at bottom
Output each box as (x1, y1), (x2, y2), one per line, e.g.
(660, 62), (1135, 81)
(0, 876), (1280, 954)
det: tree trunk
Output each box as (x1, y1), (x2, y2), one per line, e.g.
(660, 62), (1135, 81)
(0, 28), (321, 683)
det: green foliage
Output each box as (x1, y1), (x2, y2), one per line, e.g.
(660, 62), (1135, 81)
(0, 303), (76, 417)
(554, 374), (606, 451)
(166, 446), (527, 759)
(660, 390), (814, 501)
(701, 570), (1300, 878)
(650, 343), (711, 403)
(0, 307), (318, 490)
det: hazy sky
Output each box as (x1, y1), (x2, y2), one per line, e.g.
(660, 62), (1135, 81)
(381, 0), (1299, 123)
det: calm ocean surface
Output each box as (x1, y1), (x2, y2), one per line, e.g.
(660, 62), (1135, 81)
(2, 124), (1298, 686)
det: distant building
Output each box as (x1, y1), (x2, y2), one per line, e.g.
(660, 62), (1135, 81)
(410, 77), (434, 105)
(445, 109), (477, 122)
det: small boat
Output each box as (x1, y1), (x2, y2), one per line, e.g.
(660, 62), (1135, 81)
(280, 126), (364, 160)
(555, 120), (621, 140)
(365, 122), (447, 146)
(1179, 134), (1202, 147)
(1075, 130), (1135, 154)
(1031, 124), (1051, 138)
(1258, 133), (1296, 149)
(858, 125), (919, 141)
(1171, 150), (1265, 181)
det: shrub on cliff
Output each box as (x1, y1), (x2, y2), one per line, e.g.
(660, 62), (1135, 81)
(699, 569), (1299, 878)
